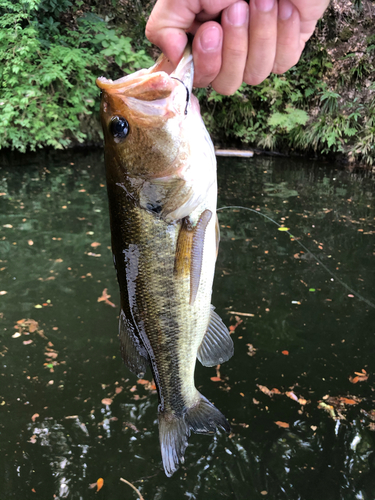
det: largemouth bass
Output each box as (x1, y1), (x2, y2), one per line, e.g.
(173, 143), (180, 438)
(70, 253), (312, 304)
(96, 44), (234, 477)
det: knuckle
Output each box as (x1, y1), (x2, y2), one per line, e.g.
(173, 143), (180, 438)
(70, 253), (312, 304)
(244, 71), (270, 86)
(212, 80), (240, 96)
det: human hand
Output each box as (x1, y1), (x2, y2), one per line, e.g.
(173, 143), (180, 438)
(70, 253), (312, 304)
(145, 0), (329, 95)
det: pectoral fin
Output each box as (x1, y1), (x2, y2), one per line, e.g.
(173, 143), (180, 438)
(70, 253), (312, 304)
(119, 309), (149, 378)
(174, 210), (212, 306)
(197, 306), (234, 367)
(190, 209), (212, 306)
(215, 213), (220, 260)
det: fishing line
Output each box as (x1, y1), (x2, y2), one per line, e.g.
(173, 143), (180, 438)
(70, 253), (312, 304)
(217, 205), (375, 310)
(171, 77), (189, 115)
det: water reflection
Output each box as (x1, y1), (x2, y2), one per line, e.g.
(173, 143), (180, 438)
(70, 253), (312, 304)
(0, 150), (374, 499)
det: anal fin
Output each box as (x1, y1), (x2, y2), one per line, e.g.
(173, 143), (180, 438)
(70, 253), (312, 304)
(119, 309), (149, 378)
(197, 306), (234, 367)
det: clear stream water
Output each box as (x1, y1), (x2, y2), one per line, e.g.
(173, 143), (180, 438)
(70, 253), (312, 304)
(0, 150), (374, 500)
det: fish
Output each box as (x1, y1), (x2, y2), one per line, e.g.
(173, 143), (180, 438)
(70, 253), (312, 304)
(96, 43), (234, 477)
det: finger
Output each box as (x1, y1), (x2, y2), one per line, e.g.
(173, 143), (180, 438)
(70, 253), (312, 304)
(244, 0), (278, 86)
(272, 0), (302, 74)
(192, 22), (223, 87)
(290, 0), (330, 42)
(146, 0), (244, 67)
(290, 0), (330, 22)
(299, 19), (318, 43)
(211, 1), (249, 95)
(146, 8), (190, 66)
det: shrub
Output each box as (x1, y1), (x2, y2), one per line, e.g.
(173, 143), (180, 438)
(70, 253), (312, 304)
(0, 0), (153, 152)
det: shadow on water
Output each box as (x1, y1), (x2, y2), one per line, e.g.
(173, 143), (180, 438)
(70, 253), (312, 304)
(0, 149), (374, 500)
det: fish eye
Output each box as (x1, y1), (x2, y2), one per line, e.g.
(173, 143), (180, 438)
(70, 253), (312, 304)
(110, 116), (129, 140)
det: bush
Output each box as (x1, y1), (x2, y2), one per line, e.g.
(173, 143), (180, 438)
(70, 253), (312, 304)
(0, 0), (153, 152)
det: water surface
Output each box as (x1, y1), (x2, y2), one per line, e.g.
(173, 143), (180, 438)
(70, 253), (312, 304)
(0, 150), (374, 500)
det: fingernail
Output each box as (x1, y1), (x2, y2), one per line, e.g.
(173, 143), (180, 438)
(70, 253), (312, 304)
(200, 26), (221, 51)
(278, 0), (293, 20)
(254, 0), (275, 13)
(227, 2), (249, 26)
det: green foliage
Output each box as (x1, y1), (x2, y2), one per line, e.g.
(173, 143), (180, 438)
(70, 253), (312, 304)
(268, 108), (309, 133)
(0, 0), (153, 152)
(198, 25), (375, 166)
(1, 0), (374, 166)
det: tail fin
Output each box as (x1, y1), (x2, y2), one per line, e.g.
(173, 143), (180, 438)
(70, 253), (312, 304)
(158, 394), (230, 477)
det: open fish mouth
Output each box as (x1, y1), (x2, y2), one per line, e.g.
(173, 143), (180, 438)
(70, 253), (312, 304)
(96, 44), (194, 119)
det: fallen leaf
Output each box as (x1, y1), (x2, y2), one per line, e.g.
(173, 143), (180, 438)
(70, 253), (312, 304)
(96, 478), (104, 492)
(257, 385), (280, 397)
(23, 340), (33, 345)
(31, 413), (39, 422)
(12, 332), (22, 338)
(281, 350), (289, 356)
(340, 397), (358, 405)
(91, 242), (101, 248)
(349, 370), (368, 384)
(28, 320), (38, 333)
(275, 421), (289, 428)
(101, 398), (113, 405)
(318, 402), (336, 419)
(210, 376), (221, 382)
(44, 351), (58, 359)
(137, 379), (150, 385)
(0, 291), (7, 296)
(130, 386), (137, 392)
(115, 387), (123, 394)
(246, 343), (257, 357)
(286, 391), (299, 402)
(97, 288), (116, 308)
(229, 317), (243, 333)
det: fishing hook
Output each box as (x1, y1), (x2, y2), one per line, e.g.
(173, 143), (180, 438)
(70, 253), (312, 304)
(171, 77), (190, 115)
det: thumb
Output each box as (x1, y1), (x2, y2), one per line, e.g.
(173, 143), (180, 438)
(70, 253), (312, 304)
(145, 1), (195, 66)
